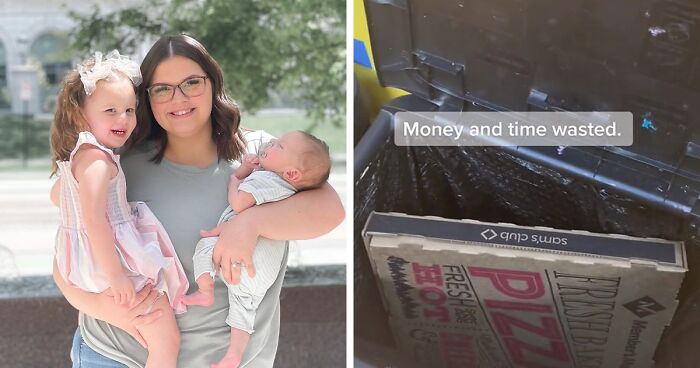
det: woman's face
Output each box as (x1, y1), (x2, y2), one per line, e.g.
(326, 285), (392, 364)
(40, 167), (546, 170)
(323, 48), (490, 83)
(148, 56), (213, 140)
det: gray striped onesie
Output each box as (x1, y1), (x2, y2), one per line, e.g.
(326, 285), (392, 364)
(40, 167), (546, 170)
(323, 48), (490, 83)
(192, 170), (296, 333)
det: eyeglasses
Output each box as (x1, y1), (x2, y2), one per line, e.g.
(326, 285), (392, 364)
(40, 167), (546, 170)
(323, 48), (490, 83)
(146, 76), (208, 103)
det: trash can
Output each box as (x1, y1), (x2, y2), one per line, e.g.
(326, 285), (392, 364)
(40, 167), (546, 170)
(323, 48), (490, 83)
(355, 95), (700, 367)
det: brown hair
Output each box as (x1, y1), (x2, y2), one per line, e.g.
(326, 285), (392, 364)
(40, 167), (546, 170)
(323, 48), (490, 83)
(296, 131), (331, 190)
(130, 34), (246, 163)
(49, 68), (88, 177)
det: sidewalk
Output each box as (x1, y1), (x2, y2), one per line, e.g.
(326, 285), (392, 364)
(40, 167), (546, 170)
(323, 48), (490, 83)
(0, 162), (347, 277)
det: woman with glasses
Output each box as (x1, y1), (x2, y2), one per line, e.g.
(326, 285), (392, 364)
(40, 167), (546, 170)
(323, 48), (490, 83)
(54, 34), (344, 367)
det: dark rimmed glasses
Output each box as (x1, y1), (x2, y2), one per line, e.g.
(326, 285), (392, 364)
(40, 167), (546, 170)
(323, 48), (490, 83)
(146, 76), (208, 103)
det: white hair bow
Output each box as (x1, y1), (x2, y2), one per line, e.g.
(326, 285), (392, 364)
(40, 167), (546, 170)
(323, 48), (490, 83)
(77, 50), (142, 95)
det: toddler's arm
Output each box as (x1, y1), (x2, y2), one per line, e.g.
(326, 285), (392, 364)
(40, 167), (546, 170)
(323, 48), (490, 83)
(73, 147), (135, 305)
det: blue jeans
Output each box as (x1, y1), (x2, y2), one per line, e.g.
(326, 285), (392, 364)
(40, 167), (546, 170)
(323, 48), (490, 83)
(71, 328), (127, 368)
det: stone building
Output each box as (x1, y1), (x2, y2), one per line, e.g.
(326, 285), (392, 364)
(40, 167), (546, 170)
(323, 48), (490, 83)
(0, 0), (150, 117)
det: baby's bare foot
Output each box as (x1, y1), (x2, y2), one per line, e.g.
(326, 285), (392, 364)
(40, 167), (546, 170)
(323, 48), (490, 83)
(182, 290), (214, 306)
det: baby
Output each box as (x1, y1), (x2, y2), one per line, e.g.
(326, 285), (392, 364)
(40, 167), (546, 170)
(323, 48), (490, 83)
(182, 130), (331, 368)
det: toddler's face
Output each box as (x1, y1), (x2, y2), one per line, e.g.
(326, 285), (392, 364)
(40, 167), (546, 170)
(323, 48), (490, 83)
(82, 78), (137, 149)
(258, 131), (308, 174)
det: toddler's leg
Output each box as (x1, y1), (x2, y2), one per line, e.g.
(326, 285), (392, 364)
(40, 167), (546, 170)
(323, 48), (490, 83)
(137, 293), (180, 368)
(182, 273), (215, 306)
(210, 328), (250, 368)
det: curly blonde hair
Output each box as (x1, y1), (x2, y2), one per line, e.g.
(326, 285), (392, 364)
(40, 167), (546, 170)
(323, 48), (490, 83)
(49, 66), (90, 177)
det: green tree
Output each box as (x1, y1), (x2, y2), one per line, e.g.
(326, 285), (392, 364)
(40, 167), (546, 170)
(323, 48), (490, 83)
(68, 0), (345, 129)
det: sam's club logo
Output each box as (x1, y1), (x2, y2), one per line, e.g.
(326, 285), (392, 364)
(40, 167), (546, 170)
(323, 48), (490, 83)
(481, 229), (498, 240)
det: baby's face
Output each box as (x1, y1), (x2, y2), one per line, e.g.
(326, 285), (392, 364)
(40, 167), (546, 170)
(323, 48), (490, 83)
(258, 131), (308, 174)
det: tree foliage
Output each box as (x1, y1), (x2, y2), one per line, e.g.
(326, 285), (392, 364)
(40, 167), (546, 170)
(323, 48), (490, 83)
(68, 0), (345, 128)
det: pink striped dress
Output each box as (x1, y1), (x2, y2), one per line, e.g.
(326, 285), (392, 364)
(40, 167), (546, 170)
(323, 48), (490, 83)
(54, 131), (189, 314)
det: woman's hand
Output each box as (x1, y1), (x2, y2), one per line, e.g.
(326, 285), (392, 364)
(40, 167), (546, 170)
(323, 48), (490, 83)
(201, 215), (257, 285)
(54, 258), (164, 349)
(98, 284), (164, 348)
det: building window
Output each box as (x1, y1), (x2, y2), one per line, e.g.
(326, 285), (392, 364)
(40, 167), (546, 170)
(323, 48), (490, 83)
(30, 33), (71, 113)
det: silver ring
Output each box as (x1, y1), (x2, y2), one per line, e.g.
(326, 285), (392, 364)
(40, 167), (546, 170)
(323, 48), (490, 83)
(231, 261), (243, 268)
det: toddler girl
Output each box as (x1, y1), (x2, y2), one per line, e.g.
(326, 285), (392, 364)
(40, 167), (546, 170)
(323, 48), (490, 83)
(50, 51), (188, 368)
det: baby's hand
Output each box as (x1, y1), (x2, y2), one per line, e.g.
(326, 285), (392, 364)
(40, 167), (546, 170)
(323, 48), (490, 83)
(241, 154), (260, 170)
(108, 273), (136, 306)
(234, 154), (260, 180)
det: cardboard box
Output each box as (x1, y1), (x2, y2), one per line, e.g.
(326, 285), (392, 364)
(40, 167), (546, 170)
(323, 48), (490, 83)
(363, 212), (687, 368)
